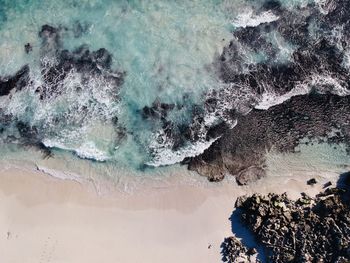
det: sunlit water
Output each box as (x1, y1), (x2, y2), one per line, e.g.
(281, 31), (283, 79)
(0, 0), (237, 168)
(0, 0), (349, 186)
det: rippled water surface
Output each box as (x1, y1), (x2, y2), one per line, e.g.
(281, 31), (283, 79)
(0, 0), (349, 176)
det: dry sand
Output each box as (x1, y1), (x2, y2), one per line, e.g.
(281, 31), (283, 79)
(0, 160), (342, 263)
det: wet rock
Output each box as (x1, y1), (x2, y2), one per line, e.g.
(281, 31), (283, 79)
(187, 0), (350, 182)
(39, 24), (59, 39)
(92, 48), (112, 69)
(0, 24), (125, 157)
(36, 25), (124, 100)
(189, 94), (350, 182)
(142, 101), (175, 120)
(0, 65), (30, 96)
(39, 24), (61, 55)
(236, 167), (265, 185)
(72, 21), (89, 38)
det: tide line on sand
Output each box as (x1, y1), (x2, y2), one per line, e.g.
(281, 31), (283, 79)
(0, 163), (341, 263)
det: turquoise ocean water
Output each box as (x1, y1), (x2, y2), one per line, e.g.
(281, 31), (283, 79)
(0, 0), (349, 181)
(0, 0), (235, 170)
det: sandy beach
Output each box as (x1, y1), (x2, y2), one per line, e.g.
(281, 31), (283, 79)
(0, 152), (344, 263)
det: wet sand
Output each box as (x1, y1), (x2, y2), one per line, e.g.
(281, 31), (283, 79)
(0, 150), (344, 263)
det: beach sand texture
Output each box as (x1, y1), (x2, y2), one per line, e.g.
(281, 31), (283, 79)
(0, 157), (341, 263)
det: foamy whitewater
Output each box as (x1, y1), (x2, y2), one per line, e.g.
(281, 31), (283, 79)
(0, 0), (349, 177)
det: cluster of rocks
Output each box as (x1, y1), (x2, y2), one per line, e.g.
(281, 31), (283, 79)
(0, 65), (29, 96)
(37, 24), (125, 100)
(188, 93), (350, 183)
(222, 236), (259, 263)
(219, 0), (350, 96)
(222, 178), (350, 262)
(134, 0), (350, 165)
(1, 0), (350, 168)
(0, 24), (125, 152)
(187, 0), (350, 182)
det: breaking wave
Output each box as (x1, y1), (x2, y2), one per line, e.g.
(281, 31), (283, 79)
(0, 0), (350, 171)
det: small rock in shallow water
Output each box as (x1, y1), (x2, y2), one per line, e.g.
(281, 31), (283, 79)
(24, 43), (32, 53)
(236, 167), (265, 185)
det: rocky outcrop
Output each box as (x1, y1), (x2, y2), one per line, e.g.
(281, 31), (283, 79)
(37, 24), (124, 100)
(0, 24), (125, 152)
(186, 0), (350, 183)
(0, 65), (30, 96)
(221, 236), (260, 263)
(187, 93), (350, 183)
(223, 176), (350, 262)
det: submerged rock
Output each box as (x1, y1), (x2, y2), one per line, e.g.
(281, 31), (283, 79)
(188, 93), (350, 182)
(0, 65), (30, 96)
(0, 24), (125, 156)
(37, 26), (124, 100)
(24, 43), (32, 54)
(187, 0), (350, 182)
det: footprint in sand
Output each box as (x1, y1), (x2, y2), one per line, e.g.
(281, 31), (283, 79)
(39, 236), (57, 263)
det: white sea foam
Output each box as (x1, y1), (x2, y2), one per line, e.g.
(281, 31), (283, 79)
(256, 74), (350, 110)
(255, 85), (310, 110)
(75, 141), (110, 162)
(36, 165), (84, 183)
(315, 0), (336, 15)
(147, 137), (219, 167)
(343, 51), (350, 69)
(43, 139), (110, 162)
(2, 0), (350, 171)
(232, 10), (279, 28)
(42, 138), (72, 151)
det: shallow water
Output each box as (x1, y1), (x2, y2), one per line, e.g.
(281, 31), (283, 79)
(0, 0), (237, 168)
(0, 0), (349, 177)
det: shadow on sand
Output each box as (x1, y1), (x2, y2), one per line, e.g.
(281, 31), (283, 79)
(221, 208), (267, 262)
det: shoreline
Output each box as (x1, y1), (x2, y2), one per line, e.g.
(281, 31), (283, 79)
(0, 159), (344, 263)
(0, 167), (236, 263)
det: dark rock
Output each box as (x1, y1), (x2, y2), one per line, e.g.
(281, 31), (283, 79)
(36, 25), (124, 100)
(92, 48), (112, 69)
(24, 43), (32, 53)
(0, 65), (30, 96)
(221, 236), (261, 263)
(188, 94), (350, 182)
(142, 101), (175, 120)
(39, 24), (58, 39)
(226, 185), (350, 263)
(0, 24), (125, 158)
(16, 121), (39, 143)
(236, 167), (265, 185)
(187, 0), (350, 182)
(324, 181), (333, 188)
(307, 178), (318, 185)
(235, 196), (248, 208)
(247, 248), (257, 256)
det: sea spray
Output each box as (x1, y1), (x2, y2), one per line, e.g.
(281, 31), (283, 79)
(0, 0), (350, 173)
